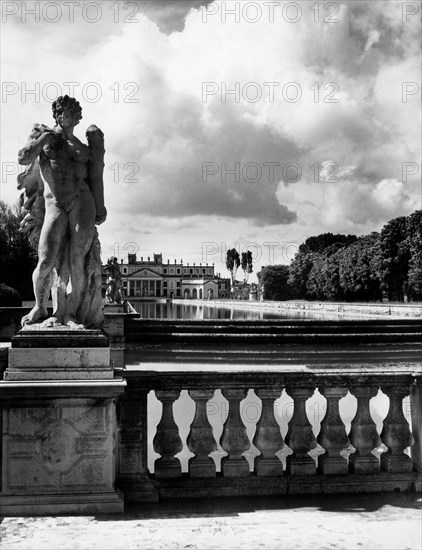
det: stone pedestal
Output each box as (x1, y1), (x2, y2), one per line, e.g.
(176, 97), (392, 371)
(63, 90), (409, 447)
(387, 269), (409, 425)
(221, 457), (250, 477)
(104, 303), (125, 315)
(5, 328), (112, 380)
(103, 304), (136, 369)
(103, 306), (126, 345)
(348, 453), (380, 474)
(0, 328), (126, 515)
(286, 455), (316, 476)
(255, 456), (283, 477)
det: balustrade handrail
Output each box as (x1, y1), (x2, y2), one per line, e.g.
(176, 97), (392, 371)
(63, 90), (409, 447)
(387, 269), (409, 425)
(120, 362), (421, 390)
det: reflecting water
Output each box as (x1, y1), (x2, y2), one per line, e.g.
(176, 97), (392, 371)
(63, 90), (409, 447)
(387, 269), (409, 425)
(130, 301), (361, 320)
(134, 301), (281, 319)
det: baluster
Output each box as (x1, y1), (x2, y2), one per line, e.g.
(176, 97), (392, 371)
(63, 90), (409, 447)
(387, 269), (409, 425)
(349, 385), (381, 473)
(220, 388), (250, 477)
(187, 389), (217, 478)
(153, 390), (183, 479)
(253, 388), (284, 476)
(410, 383), (422, 476)
(285, 387), (317, 475)
(381, 385), (414, 473)
(317, 386), (349, 474)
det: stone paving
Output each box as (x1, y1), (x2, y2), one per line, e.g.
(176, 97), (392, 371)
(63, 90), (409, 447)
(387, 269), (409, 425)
(1, 493), (421, 550)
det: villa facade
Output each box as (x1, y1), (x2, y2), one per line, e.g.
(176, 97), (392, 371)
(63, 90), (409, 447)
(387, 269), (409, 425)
(112, 253), (230, 299)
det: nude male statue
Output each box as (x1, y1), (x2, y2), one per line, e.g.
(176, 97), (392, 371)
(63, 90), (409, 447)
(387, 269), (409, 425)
(18, 96), (106, 329)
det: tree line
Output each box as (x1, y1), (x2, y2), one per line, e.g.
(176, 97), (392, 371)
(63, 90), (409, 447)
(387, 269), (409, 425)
(258, 210), (422, 303)
(1, 199), (421, 305)
(0, 200), (37, 304)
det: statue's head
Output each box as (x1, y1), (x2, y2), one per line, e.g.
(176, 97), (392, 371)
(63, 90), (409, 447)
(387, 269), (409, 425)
(52, 95), (82, 128)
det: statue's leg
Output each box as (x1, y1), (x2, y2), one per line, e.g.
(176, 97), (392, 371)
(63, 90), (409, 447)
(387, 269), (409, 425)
(105, 281), (113, 304)
(43, 246), (70, 327)
(22, 203), (68, 326)
(54, 245), (70, 323)
(65, 191), (96, 327)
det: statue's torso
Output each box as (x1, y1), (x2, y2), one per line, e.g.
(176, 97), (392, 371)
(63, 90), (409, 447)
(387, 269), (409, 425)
(40, 133), (91, 210)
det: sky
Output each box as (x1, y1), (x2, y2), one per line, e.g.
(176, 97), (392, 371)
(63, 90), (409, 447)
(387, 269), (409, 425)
(0, 0), (420, 281)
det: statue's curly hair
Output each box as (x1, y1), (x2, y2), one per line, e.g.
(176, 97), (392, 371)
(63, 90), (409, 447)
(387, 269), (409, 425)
(52, 95), (83, 125)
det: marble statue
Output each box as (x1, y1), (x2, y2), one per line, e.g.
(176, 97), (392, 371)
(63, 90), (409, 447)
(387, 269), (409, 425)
(17, 96), (107, 329)
(105, 257), (124, 305)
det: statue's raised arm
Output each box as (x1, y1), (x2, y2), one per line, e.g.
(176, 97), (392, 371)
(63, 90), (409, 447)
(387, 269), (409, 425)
(18, 96), (106, 329)
(86, 125), (107, 226)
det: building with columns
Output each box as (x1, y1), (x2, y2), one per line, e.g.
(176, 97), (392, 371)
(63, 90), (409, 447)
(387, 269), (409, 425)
(110, 253), (230, 300)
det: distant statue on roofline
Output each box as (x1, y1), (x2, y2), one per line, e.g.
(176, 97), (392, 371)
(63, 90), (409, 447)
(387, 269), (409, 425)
(105, 257), (124, 305)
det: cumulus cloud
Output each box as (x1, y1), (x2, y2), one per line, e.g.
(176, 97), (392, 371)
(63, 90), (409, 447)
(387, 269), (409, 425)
(321, 178), (418, 228)
(1, 0), (420, 266)
(136, 0), (213, 33)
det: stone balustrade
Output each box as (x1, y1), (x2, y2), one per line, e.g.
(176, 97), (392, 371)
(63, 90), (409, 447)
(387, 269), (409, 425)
(117, 363), (422, 501)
